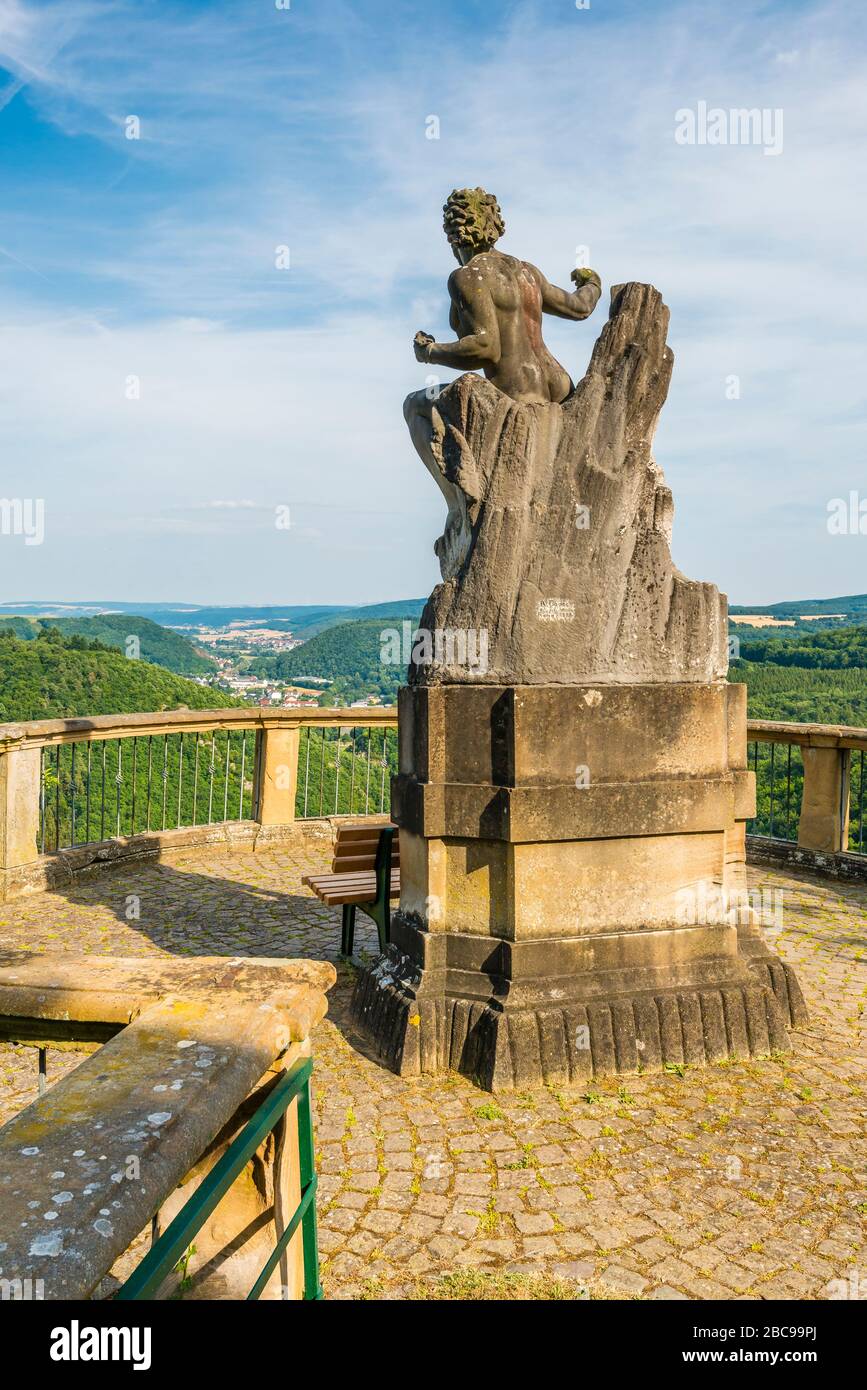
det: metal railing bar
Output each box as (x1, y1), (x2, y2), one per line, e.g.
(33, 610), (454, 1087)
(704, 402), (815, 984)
(116, 1057), (315, 1302)
(39, 749), (46, 855)
(177, 734), (184, 831)
(768, 742), (776, 839)
(245, 1175), (318, 1302)
(54, 745), (61, 853)
(223, 732), (231, 823)
(379, 729), (387, 813)
(192, 732), (200, 826)
(100, 742), (107, 843)
(85, 743), (92, 844)
(785, 743), (792, 840)
(207, 734), (216, 825)
(115, 742), (123, 839)
(161, 735), (169, 832)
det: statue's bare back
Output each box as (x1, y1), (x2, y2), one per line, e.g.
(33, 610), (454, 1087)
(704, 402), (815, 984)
(413, 188), (602, 406)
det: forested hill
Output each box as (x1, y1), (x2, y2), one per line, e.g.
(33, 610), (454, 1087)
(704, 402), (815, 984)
(730, 624), (867, 727)
(0, 615), (213, 676)
(0, 629), (235, 722)
(730, 663), (867, 727)
(734, 625), (867, 669)
(730, 593), (867, 620)
(250, 616), (421, 704)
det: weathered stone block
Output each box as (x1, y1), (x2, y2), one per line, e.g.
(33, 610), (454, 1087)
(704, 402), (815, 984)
(352, 681), (806, 1088)
(406, 285), (727, 688)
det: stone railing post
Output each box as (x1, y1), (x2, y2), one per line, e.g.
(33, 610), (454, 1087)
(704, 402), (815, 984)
(798, 739), (851, 853)
(0, 735), (41, 897)
(256, 721), (300, 829)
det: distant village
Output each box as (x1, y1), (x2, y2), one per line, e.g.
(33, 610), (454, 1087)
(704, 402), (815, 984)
(181, 619), (390, 710)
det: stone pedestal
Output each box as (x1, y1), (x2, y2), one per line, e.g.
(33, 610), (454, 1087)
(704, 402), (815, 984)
(351, 682), (806, 1089)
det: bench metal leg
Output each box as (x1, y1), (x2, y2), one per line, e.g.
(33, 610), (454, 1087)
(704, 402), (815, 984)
(340, 904), (356, 957)
(375, 905), (389, 955)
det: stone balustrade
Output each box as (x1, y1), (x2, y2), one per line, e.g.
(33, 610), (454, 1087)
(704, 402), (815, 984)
(746, 719), (867, 878)
(0, 707), (397, 901)
(0, 951), (335, 1299)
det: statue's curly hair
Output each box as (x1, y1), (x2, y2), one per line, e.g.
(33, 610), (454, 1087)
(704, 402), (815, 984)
(442, 187), (505, 253)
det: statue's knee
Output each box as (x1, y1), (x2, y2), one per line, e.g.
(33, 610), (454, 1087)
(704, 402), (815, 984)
(403, 389), (430, 427)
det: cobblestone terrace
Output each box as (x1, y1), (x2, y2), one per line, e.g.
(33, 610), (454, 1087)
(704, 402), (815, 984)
(1, 841), (864, 1300)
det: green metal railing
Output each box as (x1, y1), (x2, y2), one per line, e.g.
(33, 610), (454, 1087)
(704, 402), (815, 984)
(117, 1056), (322, 1301)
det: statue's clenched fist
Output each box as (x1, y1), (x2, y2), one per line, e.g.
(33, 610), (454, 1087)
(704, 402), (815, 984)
(571, 267), (601, 290)
(414, 331), (436, 363)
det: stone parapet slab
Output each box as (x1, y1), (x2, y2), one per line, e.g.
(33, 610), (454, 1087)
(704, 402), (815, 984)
(0, 952), (334, 1299)
(393, 772), (745, 842)
(399, 681), (743, 786)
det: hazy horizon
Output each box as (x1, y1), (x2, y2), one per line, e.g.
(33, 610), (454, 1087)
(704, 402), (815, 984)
(2, 585), (867, 618)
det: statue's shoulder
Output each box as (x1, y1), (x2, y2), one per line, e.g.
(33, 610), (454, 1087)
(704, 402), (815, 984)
(447, 263), (483, 297)
(516, 257), (544, 283)
(449, 251), (514, 291)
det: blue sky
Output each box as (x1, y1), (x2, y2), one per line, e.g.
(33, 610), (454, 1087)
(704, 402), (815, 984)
(0, 0), (865, 606)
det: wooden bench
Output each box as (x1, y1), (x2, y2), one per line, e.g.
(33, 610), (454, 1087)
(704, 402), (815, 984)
(302, 822), (399, 957)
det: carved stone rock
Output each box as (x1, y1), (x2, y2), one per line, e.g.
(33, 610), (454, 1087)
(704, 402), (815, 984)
(406, 282), (727, 685)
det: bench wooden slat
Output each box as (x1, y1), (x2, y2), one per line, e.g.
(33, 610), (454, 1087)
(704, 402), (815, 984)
(332, 832), (399, 852)
(304, 871), (400, 888)
(304, 876), (400, 906)
(303, 871), (400, 888)
(304, 868), (398, 887)
(329, 822), (394, 843)
(332, 849), (400, 872)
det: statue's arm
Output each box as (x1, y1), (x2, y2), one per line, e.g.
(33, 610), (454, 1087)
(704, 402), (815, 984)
(414, 271), (501, 369)
(534, 265), (602, 322)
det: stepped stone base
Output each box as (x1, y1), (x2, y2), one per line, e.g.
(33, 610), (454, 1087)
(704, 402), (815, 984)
(349, 680), (808, 1090)
(351, 918), (807, 1091)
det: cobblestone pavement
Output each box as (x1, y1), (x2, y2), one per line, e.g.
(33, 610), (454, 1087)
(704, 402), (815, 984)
(1, 842), (865, 1300)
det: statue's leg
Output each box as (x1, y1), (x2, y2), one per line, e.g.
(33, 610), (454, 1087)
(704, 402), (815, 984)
(403, 389), (444, 471)
(403, 389), (471, 580)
